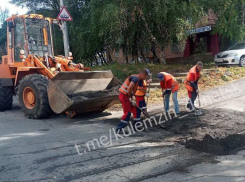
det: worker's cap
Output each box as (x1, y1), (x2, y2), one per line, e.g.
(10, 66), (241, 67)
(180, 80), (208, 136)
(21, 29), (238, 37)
(197, 61), (203, 68)
(145, 69), (151, 75)
(157, 73), (164, 81)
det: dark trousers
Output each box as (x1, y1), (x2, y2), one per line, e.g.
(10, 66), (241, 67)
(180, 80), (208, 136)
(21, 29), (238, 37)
(188, 91), (197, 110)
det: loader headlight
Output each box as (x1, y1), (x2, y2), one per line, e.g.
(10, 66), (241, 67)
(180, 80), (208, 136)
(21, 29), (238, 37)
(69, 52), (73, 57)
(20, 50), (25, 55)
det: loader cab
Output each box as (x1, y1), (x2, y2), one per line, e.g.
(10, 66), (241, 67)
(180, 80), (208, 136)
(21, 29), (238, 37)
(6, 15), (54, 63)
(25, 17), (53, 57)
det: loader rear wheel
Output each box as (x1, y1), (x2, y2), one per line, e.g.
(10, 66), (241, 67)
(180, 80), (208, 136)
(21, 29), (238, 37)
(18, 74), (53, 119)
(0, 86), (13, 111)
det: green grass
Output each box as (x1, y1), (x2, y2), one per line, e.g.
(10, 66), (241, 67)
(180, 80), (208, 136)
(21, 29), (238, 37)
(91, 62), (215, 82)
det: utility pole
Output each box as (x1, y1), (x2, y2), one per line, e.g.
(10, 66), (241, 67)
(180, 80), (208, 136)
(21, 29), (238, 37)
(60, 0), (69, 57)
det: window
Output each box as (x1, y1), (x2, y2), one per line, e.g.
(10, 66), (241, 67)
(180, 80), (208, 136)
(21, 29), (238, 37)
(172, 44), (181, 53)
(144, 47), (149, 53)
(26, 18), (53, 57)
(14, 18), (25, 62)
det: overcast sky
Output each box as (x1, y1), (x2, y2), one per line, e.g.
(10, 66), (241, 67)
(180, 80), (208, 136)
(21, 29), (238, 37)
(0, 0), (28, 16)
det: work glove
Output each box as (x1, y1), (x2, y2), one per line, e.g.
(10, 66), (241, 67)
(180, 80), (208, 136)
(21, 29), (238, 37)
(145, 93), (150, 97)
(147, 79), (152, 84)
(129, 98), (136, 106)
(75, 63), (84, 69)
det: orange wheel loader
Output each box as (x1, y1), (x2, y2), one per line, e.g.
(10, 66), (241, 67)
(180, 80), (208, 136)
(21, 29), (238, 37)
(0, 14), (121, 119)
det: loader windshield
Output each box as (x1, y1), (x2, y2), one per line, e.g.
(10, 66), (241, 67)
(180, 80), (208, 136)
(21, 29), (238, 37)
(26, 18), (53, 57)
(14, 17), (25, 62)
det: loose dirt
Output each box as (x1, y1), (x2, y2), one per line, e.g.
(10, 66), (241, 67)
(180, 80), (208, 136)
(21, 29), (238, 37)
(68, 86), (120, 101)
(156, 108), (245, 155)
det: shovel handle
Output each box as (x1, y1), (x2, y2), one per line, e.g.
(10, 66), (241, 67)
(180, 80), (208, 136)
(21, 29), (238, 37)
(146, 74), (152, 106)
(197, 92), (201, 108)
(135, 103), (151, 118)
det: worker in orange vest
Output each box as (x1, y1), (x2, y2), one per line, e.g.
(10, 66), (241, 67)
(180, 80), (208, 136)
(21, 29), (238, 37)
(132, 69), (152, 122)
(117, 69), (151, 134)
(158, 72), (179, 117)
(184, 61), (203, 111)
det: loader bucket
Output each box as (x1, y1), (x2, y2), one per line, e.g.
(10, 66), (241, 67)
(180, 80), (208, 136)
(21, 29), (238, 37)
(47, 71), (121, 117)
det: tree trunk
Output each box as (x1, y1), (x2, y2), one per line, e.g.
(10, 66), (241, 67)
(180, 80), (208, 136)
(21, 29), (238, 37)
(133, 33), (138, 65)
(107, 48), (113, 63)
(132, 50), (134, 62)
(86, 59), (92, 67)
(125, 49), (129, 64)
(100, 52), (108, 65)
(136, 51), (139, 65)
(94, 55), (99, 66)
(242, 1), (245, 25)
(138, 7), (166, 64)
(140, 48), (147, 63)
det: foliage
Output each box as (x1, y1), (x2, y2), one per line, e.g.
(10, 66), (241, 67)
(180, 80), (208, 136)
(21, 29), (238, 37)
(200, 0), (245, 42)
(10, 0), (60, 13)
(0, 8), (9, 26)
(8, 0), (245, 65)
(0, 8), (9, 58)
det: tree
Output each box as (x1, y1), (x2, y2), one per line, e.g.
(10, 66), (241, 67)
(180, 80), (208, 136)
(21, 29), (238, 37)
(200, 0), (245, 42)
(0, 8), (9, 58)
(0, 8), (9, 26)
(9, 0), (245, 66)
(10, 0), (60, 14)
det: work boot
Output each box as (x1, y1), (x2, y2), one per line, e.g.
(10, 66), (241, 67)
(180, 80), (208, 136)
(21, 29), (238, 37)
(116, 128), (129, 135)
(174, 113), (180, 119)
(187, 103), (196, 112)
(133, 121), (145, 132)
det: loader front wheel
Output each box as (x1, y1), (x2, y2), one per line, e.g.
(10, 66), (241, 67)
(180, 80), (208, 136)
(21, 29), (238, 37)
(0, 86), (13, 111)
(18, 74), (53, 119)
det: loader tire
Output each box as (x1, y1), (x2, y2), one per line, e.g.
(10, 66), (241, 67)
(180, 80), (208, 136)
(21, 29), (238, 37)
(0, 86), (13, 111)
(17, 74), (53, 119)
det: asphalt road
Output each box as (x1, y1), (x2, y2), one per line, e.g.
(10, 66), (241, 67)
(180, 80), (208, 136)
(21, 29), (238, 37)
(1, 78), (245, 182)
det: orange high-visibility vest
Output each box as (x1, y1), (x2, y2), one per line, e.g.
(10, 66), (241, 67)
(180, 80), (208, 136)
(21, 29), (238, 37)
(184, 66), (200, 92)
(135, 80), (147, 96)
(160, 72), (179, 92)
(119, 75), (139, 95)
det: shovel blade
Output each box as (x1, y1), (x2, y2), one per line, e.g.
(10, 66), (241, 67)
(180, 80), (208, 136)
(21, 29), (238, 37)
(195, 109), (204, 116)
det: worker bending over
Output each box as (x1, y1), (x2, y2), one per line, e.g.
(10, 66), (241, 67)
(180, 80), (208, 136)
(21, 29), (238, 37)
(158, 72), (179, 117)
(116, 70), (150, 133)
(132, 69), (152, 122)
(184, 61), (203, 111)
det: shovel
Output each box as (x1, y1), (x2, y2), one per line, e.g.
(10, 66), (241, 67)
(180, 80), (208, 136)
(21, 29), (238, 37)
(159, 92), (168, 129)
(145, 74), (152, 106)
(132, 102), (152, 131)
(134, 103), (151, 118)
(195, 92), (203, 116)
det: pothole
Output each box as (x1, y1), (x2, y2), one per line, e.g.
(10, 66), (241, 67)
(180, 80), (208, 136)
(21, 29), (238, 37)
(185, 134), (245, 155)
(160, 108), (245, 155)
